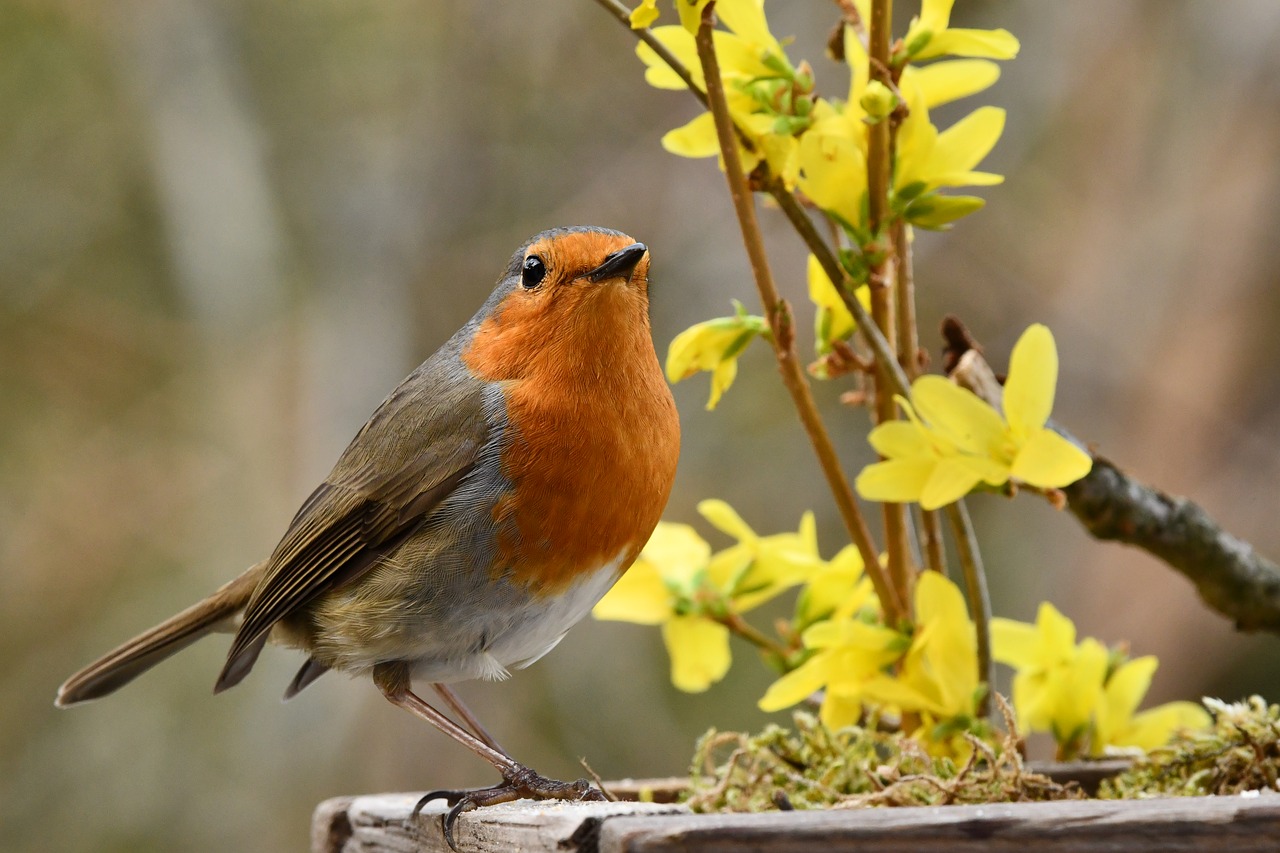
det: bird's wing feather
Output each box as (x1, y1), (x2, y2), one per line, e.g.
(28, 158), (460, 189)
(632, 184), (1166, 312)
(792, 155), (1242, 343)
(216, 358), (495, 691)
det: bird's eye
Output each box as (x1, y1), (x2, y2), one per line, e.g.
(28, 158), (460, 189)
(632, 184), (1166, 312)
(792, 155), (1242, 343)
(521, 255), (547, 289)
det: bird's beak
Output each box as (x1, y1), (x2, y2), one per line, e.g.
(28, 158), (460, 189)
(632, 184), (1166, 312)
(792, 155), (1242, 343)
(587, 243), (648, 283)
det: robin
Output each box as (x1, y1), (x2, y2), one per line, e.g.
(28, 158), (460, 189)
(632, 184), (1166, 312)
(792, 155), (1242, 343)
(57, 226), (681, 849)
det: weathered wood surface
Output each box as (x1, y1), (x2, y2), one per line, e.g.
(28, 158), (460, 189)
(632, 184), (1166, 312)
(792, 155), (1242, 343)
(312, 791), (687, 853)
(315, 789), (1280, 852)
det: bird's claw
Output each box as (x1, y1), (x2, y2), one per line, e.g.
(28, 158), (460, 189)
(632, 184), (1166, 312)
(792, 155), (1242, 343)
(413, 768), (605, 852)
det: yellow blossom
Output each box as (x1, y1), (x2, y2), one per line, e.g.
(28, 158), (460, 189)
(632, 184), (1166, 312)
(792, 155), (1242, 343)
(991, 602), (1106, 753)
(636, 3), (807, 185)
(895, 68), (1005, 229)
(1092, 656), (1211, 756)
(904, 0), (1020, 61)
(759, 606), (904, 729)
(796, 26), (1008, 231)
(861, 572), (982, 728)
(793, 544), (875, 631)
(594, 501), (822, 692)
(629, 0), (661, 29)
(697, 499), (823, 611)
(592, 522), (730, 692)
(665, 305), (767, 410)
(855, 324), (1092, 510)
(993, 602), (1211, 757)
(807, 254), (870, 355)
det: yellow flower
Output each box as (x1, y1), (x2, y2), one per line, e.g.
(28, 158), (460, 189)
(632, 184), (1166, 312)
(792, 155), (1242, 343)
(636, 3), (808, 185)
(592, 521), (731, 692)
(697, 499), (824, 611)
(861, 572), (980, 724)
(796, 104), (866, 227)
(993, 603), (1211, 757)
(1092, 656), (1211, 756)
(904, 0), (1020, 61)
(759, 607), (904, 729)
(593, 501), (822, 692)
(629, 0), (661, 29)
(796, 27), (1007, 231)
(991, 601), (1099, 742)
(793, 544), (875, 630)
(807, 253), (870, 355)
(665, 305), (767, 410)
(855, 324), (1093, 510)
(895, 68), (1005, 229)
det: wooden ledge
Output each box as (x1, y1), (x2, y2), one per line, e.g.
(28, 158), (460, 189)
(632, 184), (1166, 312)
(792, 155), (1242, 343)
(315, 789), (1280, 852)
(312, 792), (687, 853)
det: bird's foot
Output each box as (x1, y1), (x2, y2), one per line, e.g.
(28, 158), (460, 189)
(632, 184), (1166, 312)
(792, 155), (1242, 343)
(413, 765), (605, 851)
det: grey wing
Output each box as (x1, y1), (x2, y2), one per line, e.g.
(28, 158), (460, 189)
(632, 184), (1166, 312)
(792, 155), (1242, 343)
(214, 355), (497, 693)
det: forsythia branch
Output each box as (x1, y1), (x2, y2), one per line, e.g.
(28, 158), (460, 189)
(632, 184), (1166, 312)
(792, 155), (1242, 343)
(948, 325), (1280, 634)
(693, 5), (905, 623)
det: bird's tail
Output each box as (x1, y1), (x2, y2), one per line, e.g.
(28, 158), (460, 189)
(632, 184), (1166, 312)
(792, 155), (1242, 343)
(55, 561), (267, 707)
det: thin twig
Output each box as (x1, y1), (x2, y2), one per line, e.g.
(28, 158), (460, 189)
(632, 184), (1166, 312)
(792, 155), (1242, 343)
(769, 187), (912, 398)
(692, 5), (904, 623)
(591, 0), (705, 104)
(590, 1), (911, 403)
(865, 0), (912, 607)
(944, 500), (994, 720)
(714, 612), (790, 660)
(893, 218), (943, 574)
(919, 507), (947, 575)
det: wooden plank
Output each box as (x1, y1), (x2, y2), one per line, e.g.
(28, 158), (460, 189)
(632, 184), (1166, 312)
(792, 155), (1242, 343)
(315, 790), (1280, 852)
(311, 793), (687, 853)
(599, 792), (1280, 853)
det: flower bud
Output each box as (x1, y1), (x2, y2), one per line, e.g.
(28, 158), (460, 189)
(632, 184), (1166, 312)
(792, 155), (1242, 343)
(859, 80), (897, 121)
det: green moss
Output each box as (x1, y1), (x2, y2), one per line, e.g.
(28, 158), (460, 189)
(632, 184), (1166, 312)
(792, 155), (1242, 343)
(684, 708), (1081, 812)
(1101, 696), (1280, 798)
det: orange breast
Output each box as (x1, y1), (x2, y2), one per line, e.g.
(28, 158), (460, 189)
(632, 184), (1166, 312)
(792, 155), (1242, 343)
(463, 276), (680, 597)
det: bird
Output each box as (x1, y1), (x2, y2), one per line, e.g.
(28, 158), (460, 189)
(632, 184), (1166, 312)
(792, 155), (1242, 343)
(56, 225), (681, 849)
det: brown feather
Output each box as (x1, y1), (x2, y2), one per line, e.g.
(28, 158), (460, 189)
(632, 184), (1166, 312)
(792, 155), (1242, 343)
(56, 562), (265, 707)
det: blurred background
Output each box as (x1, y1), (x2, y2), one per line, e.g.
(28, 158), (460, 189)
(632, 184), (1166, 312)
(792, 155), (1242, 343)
(4, 0), (1280, 849)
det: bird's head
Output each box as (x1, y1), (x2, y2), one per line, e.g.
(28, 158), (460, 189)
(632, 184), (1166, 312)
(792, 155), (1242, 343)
(463, 227), (657, 381)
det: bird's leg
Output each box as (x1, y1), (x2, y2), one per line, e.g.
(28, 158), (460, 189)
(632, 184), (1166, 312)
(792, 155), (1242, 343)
(372, 662), (604, 853)
(431, 682), (509, 758)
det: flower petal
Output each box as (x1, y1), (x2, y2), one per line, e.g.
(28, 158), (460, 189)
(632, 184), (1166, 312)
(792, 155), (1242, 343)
(918, 28), (1020, 61)
(868, 420), (932, 459)
(912, 59), (1001, 109)
(931, 106), (1005, 181)
(629, 0), (660, 30)
(759, 653), (830, 711)
(1004, 323), (1057, 438)
(661, 111), (721, 159)
(856, 458), (935, 504)
(1116, 702), (1212, 751)
(1095, 655), (1158, 749)
(990, 617), (1040, 669)
(911, 375), (1006, 458)
(641, 522), (713, 588)
(663, 616), (731, 692)
(1010, 429), (1092, 488)
(592, 559), (671, 624)
(920, 457), (984, 509)
(637, 27), (702, 90)
(797, 125), (867, 226)
(697, 499), (757, 542)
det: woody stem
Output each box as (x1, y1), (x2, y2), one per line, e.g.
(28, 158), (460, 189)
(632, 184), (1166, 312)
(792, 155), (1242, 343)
(865, 0), (913, 611)
(588, 0), (912, 403)
(713, 612), (789, 661)
(944, 500), (993, 719)
(693, 6), (905, 624)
